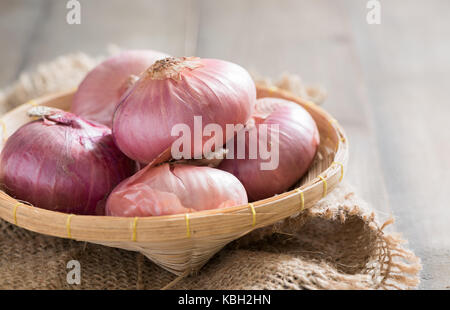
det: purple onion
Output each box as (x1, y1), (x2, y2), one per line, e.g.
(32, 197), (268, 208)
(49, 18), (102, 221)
(219, 98), (320, 201)
(0, 108), (136, 215)
(71, 49), (169, 127)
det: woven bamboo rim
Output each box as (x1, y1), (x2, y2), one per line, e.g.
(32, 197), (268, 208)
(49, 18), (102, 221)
(0, 86), (348, 275)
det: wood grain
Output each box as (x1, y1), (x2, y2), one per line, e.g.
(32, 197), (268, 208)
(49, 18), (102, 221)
(0, 0), (47, 86)
(0, 0), (448, 288)
(344, 0), (450, 289)
(0, 0), (196, 80)
(195, 0), (391, 214)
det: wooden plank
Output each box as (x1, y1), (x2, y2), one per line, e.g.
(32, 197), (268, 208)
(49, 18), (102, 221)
(345, 0), (450, 289)
(7, 0), (197, 76)
(2, 0), (447, 288)
(0, 0), (46, 87)
(195, 0), (391, 215)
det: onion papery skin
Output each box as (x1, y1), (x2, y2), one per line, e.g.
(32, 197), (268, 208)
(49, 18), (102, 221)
(0, 111), (136, 215)
(112, 57), (256, 164)
(71, 49), (169, 127)
(219, 98), (320, 201)
(105, 163), (248, 217)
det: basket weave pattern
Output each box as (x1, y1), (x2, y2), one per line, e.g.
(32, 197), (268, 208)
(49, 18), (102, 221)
(0, 86), (348, 275)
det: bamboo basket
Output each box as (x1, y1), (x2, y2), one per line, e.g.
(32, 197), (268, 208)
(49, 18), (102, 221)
(0, 86), (348, 276)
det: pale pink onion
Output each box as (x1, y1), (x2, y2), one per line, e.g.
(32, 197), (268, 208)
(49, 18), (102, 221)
(219, 98), (320, 201)
(0, 108), (136, 215)
(106, 163), (248, 216)
(112, 56), (256, 164)
(71, 49), (169, 127)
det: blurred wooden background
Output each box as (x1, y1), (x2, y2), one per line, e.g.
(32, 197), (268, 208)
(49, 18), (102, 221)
(0, 0), (449, 289)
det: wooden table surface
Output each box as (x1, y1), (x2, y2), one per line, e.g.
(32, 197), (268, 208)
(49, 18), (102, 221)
(0, 0), (448, 289)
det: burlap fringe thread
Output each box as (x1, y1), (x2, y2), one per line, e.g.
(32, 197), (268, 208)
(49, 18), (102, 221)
(0, 52), (421, 290)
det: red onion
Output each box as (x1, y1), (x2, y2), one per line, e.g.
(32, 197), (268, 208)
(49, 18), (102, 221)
(219, 98), (320, 201)
(71, 49), (169, 127)
(106, 163), (248, 216)
(112, 56), (256, 164)
(0, 108), (136, 215)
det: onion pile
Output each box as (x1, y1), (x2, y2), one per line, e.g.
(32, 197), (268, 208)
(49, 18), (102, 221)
(0, 108), (136, 215)
(71, 49), (169, 127)
(112, 56), (256, 164)
(106, 164), (248, 216)
(0, 51), (322, 217)
(219, 98), (320, 201)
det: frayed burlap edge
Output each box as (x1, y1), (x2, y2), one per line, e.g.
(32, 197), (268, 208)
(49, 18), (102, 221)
(227, 184), (421, 290)
(0, 52), (421, 290)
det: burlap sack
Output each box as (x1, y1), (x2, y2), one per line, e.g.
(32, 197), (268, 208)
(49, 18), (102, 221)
(0, 53), (421, 290)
